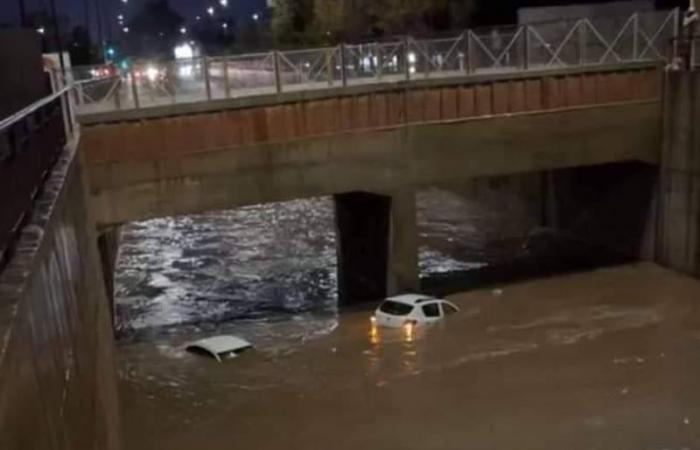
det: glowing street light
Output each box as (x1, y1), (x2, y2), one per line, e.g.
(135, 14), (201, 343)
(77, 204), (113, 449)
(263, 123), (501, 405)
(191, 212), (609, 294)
(117, 14), (124, 21)
(36, 27), (45, 34)
(219, 0), (227, 6)
(207, 6), (215, 16)
(122, 26), (129, 33)
(252, 13), (259, 21)
(222, 22), (228, 30)
(180, 27), (187, 34)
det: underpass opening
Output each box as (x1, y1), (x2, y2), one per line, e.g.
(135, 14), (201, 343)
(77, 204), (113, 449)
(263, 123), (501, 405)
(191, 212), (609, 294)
(419, 162), (659, 296)
(112, 161), (658, 340)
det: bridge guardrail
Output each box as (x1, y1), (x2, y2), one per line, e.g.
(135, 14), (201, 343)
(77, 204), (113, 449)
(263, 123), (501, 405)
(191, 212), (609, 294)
(0, 77), (77, 270)
(64, 8), (678, 117)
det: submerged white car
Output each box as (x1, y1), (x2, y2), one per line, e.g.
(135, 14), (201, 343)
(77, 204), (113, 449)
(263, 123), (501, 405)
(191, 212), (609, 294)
(372, 294), (459, 328)
(186, 335), (252, 362)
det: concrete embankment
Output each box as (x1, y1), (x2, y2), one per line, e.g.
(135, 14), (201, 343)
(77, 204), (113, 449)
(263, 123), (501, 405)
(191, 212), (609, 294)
(0, 142), (120, 449)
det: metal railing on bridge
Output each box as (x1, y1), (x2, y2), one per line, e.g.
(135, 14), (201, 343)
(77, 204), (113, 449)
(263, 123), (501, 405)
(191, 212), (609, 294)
(0, 76), (77, 269)
(64, 9), (680, 116)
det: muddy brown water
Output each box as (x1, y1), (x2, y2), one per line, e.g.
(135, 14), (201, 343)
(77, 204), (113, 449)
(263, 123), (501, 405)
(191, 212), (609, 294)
(119, 263), (700, 449)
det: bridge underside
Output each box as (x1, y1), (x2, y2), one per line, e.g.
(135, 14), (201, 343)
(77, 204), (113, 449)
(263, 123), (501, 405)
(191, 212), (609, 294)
(84, 100), (660, 226)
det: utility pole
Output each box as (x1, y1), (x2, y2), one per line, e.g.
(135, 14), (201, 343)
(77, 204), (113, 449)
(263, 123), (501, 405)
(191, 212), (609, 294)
(94, 0), (105, 61)
(83, 0), (90, 30)
(17, 0), (27, 27)
(48, 0), (66, 75)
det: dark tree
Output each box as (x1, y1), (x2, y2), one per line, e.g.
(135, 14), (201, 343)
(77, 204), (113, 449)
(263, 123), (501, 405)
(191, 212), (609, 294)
(125, 0), (185, 58)
(270, 0), (317, 45)
(69, 25), (94, 65)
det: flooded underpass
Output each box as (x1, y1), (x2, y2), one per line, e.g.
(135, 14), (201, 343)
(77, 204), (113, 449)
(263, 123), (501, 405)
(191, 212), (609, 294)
(115, 177), (700, 449)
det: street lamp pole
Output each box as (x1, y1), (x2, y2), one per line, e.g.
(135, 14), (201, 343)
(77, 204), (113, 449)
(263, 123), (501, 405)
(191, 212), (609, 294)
(94, 0), (105, 61)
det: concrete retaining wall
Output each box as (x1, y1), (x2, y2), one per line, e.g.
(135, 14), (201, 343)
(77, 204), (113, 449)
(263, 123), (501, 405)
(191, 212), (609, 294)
(658, 70), (700, 275)
(0, 144), (120, 449)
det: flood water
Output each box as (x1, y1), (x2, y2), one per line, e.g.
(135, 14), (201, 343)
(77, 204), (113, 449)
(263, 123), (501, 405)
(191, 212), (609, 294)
(115, 185), (700, 449)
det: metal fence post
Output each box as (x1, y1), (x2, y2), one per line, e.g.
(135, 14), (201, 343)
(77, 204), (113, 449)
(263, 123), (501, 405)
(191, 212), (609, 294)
(204, 57), (212, 100)
(114, 79), (122, 110)
(60, 89), (73, 139)
(340, 43), (348, 87)
(424, 40), (430, 79)
(223, 58), (231, 98)
(273, 50), (282, 94)
(672, 7), (681, 63)
(404, 36), (411, 81)
(129, 67), (140, 109)
(632, 13), (639, 60)
(578, 20), (587, 66)
(466, 30), (474, 73)
(673, 7), (680, 40)
(75, 82), (84, 106)
(523, 25), (530, 70)
(324, 48), (332, 85)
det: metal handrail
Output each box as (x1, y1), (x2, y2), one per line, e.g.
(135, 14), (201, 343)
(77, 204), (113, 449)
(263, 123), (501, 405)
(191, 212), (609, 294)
(62, 8), (679, 116)
(0, 85), (71, 133)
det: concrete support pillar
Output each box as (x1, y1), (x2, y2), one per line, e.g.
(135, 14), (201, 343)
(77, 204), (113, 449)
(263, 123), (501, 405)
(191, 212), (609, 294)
(658, 70), (700, 273)
(97, 226), (121, 322)
(387, 189), (420, 295)
(334, 190), (419, 305)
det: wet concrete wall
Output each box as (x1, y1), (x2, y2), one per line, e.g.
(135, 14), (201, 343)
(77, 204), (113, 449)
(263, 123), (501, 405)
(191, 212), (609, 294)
(546, 162), (658, 261)
(658, 70), (700, 274)
(0, 145), (121, 449)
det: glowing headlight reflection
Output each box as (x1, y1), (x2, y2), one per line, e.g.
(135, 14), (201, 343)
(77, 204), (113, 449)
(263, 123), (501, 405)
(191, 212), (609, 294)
(403, 322), (414, 342)
(370, 323), (380, 345)
(145, 66), (159, 82)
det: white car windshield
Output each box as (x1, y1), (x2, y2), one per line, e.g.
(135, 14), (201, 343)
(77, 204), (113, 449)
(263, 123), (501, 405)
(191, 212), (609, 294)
(379, 300), (414, 316)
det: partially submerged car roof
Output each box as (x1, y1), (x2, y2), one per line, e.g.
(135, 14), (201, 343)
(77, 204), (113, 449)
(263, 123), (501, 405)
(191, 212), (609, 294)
(186, 335), (252, 362)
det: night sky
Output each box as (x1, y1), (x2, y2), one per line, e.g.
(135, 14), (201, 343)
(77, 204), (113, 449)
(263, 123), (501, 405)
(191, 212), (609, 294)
(0, 0), (688, 37)
(1, 0), (268, 36)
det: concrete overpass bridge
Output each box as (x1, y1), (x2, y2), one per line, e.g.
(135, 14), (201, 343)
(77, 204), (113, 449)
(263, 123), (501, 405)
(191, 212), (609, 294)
(69, 9), (677, 302)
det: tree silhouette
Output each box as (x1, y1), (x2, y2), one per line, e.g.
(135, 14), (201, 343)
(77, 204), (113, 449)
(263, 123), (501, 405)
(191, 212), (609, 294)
(274, 0), (475, 44)
(125, 0), (185, 57)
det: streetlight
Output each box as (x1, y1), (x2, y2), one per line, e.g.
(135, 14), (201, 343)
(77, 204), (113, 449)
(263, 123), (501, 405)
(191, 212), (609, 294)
(36, 27), (45, 34)
(122, 26), (129, 33)
(207, 6), (215, 16)
(219, 0), (227, 6)
(252, 13), (259, 21)
(180, 27), (187, 34)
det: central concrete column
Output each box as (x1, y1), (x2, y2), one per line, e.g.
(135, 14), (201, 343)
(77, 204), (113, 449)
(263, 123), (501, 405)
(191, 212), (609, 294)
(658, 70), (700, 274)
(334, 190), (419, 305)
(97, 226), (121, 323)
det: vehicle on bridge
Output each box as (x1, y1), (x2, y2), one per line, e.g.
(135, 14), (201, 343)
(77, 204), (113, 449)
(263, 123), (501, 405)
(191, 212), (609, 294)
(372, 294), (459, 328)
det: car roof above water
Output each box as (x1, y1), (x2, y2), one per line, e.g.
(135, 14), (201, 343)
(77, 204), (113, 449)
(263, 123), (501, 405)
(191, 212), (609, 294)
(384, 294), (436, 305)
